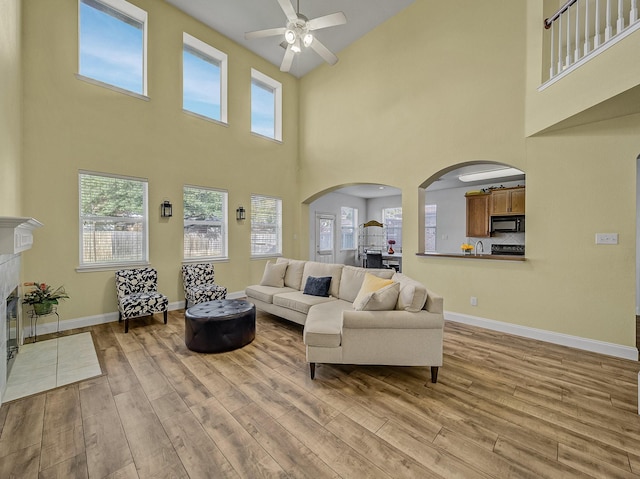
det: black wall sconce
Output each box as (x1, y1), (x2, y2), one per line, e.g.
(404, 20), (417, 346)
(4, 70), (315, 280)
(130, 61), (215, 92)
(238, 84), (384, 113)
(236, 206), (246, 221)
(161, 200), (173, 218)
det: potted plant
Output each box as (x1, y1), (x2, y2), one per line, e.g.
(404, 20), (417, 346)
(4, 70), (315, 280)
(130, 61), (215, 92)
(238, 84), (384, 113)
(23, 282), (69, 315)
(388, 239), (396, 254)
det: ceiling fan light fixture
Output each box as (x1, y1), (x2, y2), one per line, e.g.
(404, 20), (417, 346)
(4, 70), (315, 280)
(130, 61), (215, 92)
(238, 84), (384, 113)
(284, 29), (296, 44)
(303, 32), (313, 47)
(291, 37), (302, 53)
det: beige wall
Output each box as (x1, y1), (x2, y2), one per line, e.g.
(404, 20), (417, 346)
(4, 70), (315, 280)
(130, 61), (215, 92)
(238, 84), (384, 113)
(20, 0), (300, 322)
(0, 0), (22, 215)
(299, 0), (638, 347)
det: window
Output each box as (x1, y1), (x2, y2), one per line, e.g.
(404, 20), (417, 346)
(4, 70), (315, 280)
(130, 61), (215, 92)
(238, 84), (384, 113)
(425, 204), (437, 253)
(79, 0), (147, 95)
(382, 207), (402, 250)
(251, 69), (282, 141)
(183, 186), (228, 260)
(251, 194), (282, 257)
(340, 207), (358, 250)
(183, 33), (228, 123)
(79, 171), (148, 267)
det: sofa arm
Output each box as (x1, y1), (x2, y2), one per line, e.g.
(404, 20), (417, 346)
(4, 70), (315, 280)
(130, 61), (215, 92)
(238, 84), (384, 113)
(425, 289), (443, 314)
(342, 309), (443, 330)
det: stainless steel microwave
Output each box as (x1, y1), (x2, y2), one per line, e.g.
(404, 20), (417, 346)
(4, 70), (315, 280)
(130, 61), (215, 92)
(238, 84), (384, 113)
(491, 215), (525, 233)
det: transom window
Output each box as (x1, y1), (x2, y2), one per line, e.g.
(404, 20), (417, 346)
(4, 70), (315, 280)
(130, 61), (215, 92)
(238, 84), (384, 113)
(340, 207), (358, 250)
(182, 33), (228, 123)
(183, 185), (228, 260)
(78, 0), (147, 95)
(251, 69), (282, 141)
(251, 194), (282, 257)
(79, 171), (148, 268)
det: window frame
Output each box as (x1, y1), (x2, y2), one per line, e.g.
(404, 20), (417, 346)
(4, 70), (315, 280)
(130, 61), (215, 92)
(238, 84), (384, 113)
(77, 170), (149, 271)
(250, 68), (282, 142)
(182, 32), (228, 124)
(382, 206), (403, 250)
(340, 206), (358, 251)
(183, 185), (229, 262)
(250, 194), (283, 258)
(77, 0), (148, 97)
(425, 204), (437, 253)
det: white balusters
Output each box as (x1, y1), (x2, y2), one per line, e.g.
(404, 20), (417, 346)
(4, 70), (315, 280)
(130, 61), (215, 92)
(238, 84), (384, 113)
(584, 0), (590, 56)
(605, 0), (612, 40)
(546, 0), (640, 81)
(595, 0), (602, 48)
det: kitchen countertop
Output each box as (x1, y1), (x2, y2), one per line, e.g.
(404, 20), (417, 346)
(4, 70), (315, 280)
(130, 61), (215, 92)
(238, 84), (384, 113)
(416, 252), (526, 262)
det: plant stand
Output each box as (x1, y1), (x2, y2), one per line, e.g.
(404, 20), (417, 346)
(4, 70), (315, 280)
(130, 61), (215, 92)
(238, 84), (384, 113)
(28, 306), (60, 342)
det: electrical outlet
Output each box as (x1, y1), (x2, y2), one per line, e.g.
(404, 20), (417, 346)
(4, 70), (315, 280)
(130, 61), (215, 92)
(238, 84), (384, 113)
(595, 233), (618, 245)
(470, 296), (478, 306)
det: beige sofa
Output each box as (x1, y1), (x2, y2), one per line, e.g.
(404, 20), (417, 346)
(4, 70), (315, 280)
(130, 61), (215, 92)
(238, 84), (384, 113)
(245, 258), (444, 382)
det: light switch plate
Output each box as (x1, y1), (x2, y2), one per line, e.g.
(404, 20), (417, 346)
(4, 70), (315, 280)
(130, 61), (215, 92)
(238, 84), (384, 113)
(595, 233), (618, 245)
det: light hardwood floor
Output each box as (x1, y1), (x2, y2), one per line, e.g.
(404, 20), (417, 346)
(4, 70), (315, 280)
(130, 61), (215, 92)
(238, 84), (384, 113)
(1, 310), (639, 478)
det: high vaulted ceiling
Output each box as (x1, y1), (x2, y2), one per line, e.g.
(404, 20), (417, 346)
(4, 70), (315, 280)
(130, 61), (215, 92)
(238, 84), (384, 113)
(165, 0), (415, 77)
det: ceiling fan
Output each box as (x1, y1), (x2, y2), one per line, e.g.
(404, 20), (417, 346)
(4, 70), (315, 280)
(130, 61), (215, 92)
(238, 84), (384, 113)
(245, 0), (347, 73)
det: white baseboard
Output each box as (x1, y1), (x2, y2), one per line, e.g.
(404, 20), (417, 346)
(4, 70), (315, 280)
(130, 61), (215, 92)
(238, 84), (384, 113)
(21, 295), (248, 338)
(445, 311), (639, 361)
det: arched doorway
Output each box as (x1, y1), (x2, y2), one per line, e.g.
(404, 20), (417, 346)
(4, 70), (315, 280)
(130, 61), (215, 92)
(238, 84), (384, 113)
(419, 162), (525, 255)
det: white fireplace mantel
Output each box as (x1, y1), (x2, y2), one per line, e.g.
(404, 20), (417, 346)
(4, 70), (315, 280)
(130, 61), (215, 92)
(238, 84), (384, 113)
(0, 217), (43, 254)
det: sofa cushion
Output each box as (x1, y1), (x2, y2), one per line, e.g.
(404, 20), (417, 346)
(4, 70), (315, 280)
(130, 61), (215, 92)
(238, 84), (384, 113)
(301, 262), (343, 298)
(303, 300), (352, 348)
(245, 285), (296, 304)
(338, 266), (395, 302)
(303, 276), (332, 297)
(353, 273), (394, 306)
(393, 273), (429, 312)
(260, 262), (288, 288)
(276, 258), (306, 290)
(273, 291), (336, 314)
(353, 282), (400, 311)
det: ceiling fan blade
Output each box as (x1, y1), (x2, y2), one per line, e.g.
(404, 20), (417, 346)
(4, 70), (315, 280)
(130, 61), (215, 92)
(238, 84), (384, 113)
(307, 12), (347, 31)
(280, 45), (295, 72)
(310, 38), (338, 65)
(245, 27), (287, 40)
(277, 0), (298, 22)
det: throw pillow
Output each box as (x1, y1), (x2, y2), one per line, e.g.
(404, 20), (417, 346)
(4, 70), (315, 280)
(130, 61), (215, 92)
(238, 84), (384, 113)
(353, 273), (394, 307)
(353, 282), (400, 311)
(303, 276), (332, 297)
(259, 262), (288, 288)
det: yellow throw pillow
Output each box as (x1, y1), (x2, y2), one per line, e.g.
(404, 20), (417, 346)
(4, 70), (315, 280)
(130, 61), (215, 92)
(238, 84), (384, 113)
(353, 273), (394, 307)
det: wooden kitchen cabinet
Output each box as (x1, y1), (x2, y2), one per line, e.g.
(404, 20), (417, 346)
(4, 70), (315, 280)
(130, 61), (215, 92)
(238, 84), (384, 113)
(490, 186), (525, 215)
(465, 193), (490, 237)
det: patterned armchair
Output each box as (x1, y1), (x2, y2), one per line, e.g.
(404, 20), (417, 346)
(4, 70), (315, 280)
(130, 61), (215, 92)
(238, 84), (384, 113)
(181, 263), (227, 309)
(115, 268), (168, 333)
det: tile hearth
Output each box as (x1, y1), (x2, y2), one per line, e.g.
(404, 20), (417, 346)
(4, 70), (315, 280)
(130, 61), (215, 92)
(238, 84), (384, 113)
(3, 332), (101, 402)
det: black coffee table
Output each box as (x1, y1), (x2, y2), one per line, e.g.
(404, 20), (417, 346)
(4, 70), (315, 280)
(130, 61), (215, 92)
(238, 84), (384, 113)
(184, 299), (255, 353)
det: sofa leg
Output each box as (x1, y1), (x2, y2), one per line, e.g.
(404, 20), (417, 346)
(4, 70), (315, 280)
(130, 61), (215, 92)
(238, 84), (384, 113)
(309, 363), (316, 380)
(163, 310), (168, 324)
(118, 312), (122, 323)
(430, 366), (439, 383)
(185, 299), (188, 310)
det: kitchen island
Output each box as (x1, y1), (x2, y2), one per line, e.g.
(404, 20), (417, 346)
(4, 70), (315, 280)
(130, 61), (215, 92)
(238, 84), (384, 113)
(416, 252), (526, 262)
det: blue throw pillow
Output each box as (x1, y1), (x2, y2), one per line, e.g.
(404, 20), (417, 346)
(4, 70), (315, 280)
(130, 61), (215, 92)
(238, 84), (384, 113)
(303, 276), (332, 297)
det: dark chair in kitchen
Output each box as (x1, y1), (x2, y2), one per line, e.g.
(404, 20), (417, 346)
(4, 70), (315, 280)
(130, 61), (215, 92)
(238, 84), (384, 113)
(115, 267), (168, 333)
(181, 263), (227, 309)
(365, 252), (384, 269)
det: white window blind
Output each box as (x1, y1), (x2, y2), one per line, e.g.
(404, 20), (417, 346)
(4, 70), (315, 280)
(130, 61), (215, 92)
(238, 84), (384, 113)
(382, 207), (403, 249)
(425, 204), (437, 253)
(183, 185), (228, 260)
(251, 194), (282, 257)
(79, 171), (148, 266)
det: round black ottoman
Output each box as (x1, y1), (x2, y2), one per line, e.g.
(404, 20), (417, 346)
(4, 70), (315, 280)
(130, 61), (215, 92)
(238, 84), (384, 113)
(184, 299), (256, 353)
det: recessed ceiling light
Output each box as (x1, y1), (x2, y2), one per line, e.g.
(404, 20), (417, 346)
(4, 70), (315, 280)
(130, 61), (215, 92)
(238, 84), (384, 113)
(378, 186), (385, 190)
(458, 167), (524, 182)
